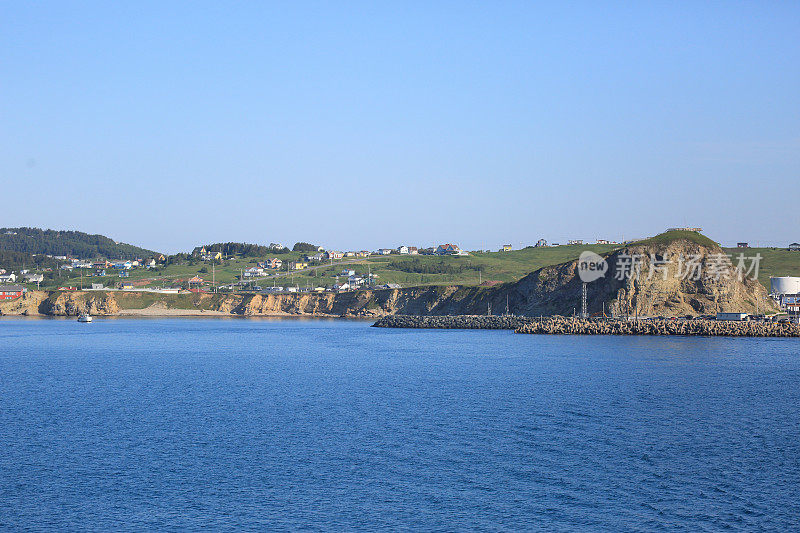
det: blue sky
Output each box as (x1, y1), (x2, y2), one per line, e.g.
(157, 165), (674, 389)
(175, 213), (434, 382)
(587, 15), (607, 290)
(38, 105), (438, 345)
(2, 2), (798, 253)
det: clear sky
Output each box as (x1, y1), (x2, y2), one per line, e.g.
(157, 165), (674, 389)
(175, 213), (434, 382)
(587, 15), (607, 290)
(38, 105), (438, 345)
(2, 2), (798, 253)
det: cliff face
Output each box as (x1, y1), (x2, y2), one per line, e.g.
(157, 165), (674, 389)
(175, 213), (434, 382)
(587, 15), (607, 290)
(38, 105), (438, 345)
(0, 290), (50, 316)
(0, 238), (775, 318)
(0, 291), (120, 316)
(41, 292), (121, 316)
(217, 287), (490, 317)
(505, 239), (776, 317)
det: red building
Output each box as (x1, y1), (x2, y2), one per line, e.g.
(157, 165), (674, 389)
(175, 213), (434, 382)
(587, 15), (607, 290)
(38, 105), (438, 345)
(0, 285), (24, 300)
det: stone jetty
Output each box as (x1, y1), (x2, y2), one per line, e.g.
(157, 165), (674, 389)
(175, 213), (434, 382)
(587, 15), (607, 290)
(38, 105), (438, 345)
(373, 315), (800, 337)
(517, 317), (800, 337)
(372, 315), (531, 330)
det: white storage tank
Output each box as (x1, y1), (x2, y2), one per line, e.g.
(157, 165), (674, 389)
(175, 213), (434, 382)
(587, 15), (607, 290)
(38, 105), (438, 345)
(770, 276), (800, 295)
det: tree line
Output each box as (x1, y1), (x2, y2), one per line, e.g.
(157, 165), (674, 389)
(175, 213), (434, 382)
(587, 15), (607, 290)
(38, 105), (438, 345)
(0, 227), (156, 259)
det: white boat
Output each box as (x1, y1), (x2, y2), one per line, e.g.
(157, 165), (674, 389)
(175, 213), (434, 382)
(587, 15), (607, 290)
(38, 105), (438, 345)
(77, 314), (93, 323)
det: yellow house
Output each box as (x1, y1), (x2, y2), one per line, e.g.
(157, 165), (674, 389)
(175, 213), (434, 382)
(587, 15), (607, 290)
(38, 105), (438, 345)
(501, 244), (513, 252)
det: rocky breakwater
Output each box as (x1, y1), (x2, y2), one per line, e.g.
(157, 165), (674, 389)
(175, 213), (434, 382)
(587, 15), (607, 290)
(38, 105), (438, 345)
(372, 315), (532, 330)
(515, 317), (800, 337)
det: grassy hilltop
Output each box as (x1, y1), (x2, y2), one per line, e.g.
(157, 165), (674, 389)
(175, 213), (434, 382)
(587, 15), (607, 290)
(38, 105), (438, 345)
(7, 230), (800, 292)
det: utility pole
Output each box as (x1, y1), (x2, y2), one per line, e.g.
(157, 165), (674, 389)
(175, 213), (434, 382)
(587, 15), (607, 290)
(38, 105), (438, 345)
(581, 282), (588, 319)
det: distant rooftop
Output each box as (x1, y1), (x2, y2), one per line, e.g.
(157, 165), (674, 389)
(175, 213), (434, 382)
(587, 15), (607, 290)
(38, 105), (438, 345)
(667, 227), (703, 232)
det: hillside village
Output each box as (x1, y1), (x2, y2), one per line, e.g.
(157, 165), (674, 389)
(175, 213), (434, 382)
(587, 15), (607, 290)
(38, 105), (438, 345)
(2, 228), (800, 308)
(1, 241), (475, 297)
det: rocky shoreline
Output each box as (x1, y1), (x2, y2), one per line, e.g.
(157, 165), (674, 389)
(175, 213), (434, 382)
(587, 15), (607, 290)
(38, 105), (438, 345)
(372, 315), (800, 337)
(372, 315), (530, 330)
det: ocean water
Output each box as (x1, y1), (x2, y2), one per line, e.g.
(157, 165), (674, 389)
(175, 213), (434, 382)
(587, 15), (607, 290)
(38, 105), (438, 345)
(0, 318), (798, 531)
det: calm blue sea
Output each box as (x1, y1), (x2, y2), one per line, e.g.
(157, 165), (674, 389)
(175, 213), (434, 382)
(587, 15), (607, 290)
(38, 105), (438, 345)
(0, 318), (798, 531)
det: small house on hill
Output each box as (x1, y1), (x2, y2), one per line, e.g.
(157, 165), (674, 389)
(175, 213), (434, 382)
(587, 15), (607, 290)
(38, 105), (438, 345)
(789, 243), (800, 252)
(243, 267), (264, 277)
(266, 258), (283, 269)
(435, 244), (462, 255)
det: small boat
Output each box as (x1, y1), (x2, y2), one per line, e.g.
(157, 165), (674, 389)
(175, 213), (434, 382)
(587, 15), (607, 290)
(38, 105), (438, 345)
(77, 314), (93, 323)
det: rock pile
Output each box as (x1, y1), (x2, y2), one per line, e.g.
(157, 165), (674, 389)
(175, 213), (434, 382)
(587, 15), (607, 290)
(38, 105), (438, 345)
(372, 314), (800, 337)
(372, 315), (530, 330)
(515, 317), (800, 337)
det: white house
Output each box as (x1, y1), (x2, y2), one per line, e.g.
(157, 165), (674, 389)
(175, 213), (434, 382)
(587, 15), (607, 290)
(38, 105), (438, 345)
(24, 273), (44, 283)
(243, 267), (265, 278)
(398, 245), (410, 255)
(789, 243), (800, 252)
(326, 251), (344, 260)
(0, 273), (17, 283)
(377, 248), (393, 255)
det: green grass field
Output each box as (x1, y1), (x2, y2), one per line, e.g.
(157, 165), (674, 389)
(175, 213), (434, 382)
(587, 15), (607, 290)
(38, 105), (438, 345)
(721, 248), (800, 289)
